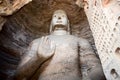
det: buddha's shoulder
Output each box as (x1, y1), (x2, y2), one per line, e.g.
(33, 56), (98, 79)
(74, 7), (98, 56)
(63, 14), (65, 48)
(31, 38), (41, 44)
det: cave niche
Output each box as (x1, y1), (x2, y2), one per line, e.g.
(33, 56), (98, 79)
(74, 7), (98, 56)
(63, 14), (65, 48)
(0, 0), (95, 79)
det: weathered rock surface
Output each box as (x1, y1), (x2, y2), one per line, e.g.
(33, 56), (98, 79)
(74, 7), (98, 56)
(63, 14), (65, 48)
(0, 0), (32, 16)
(84, 0), (120, 80)
(0, 16), (6, 31)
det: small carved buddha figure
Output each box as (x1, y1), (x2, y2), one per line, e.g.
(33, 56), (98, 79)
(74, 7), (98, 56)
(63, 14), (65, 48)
(15, 10), (106, 80)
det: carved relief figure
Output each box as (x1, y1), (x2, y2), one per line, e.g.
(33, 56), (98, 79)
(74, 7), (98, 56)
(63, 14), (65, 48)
(15, 10), (105, 80)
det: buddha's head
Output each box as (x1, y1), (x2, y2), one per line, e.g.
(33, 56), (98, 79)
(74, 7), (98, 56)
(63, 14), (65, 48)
(50, 10), (70, 35)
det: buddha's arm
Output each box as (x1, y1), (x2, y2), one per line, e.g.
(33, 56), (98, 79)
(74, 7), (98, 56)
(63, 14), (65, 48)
(15, 37), (55, 80)
(78, 38), (95, 57)
(78, 38), (95, 72)
(78, 38), (105, 80)
(15, 52), (45, 80)
(14, 38), (43, 80)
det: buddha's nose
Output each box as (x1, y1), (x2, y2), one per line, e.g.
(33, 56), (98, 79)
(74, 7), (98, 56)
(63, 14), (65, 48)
(58, 17), (61, 20)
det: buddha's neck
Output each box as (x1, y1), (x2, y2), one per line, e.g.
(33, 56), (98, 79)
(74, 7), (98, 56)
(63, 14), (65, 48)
(51, 30), (69, 35)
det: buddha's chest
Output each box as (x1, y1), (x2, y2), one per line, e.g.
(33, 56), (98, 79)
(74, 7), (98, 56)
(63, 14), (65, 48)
(48, 35), (79, 50)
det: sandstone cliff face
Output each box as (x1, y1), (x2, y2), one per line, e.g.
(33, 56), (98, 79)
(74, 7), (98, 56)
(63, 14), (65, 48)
(0, 0), (95, 79)
(84, 0), (120, 80)
(0, 0), (32, 32)
(0, 0), (32, 16)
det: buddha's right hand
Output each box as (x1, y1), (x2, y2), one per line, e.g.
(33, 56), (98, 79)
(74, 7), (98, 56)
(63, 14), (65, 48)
(37, 36), (56, 61)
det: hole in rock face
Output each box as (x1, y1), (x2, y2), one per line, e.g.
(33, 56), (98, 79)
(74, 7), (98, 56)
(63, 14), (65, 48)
(111, 69), (119, 79)
(118, 16), (120, 21)
(113, 28), (116, 32)
(115, 23), (119, 27)
(115, 47), (120, 58)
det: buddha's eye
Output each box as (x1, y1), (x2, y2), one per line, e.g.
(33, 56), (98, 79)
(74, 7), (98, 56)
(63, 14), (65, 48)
(54, 15), (56, 17)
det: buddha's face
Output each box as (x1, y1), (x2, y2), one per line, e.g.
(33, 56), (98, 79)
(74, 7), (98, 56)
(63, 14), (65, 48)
(50, 10), (70, 33)
(52, 10), (68, 27)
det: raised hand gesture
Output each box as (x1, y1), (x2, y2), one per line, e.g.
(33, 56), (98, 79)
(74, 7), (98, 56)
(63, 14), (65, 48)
(37, 36), (56, 60)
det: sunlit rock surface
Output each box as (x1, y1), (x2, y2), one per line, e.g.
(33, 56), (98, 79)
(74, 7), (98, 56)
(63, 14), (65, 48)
(0, 0), (32, 16)
(84, 0), (120, 80)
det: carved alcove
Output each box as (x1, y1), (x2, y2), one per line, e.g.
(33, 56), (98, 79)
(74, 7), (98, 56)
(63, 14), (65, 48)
(0, 0), (96, 79)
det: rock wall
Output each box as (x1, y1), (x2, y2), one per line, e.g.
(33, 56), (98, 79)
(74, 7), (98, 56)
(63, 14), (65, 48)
(0, 0), (32, 32)
(0, 0), (32, 16)
(84, 0), (120, 80)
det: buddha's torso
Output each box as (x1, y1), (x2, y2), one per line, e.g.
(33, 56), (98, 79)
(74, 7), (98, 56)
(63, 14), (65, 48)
(37, 35), (81, 80)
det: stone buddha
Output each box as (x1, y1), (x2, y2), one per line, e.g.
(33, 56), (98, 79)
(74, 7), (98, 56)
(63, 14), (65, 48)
(15, 10), (105, 80)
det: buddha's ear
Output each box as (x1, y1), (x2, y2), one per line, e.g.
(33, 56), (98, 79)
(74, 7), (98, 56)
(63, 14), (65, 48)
(67, 19), (71, 34)
(49, 20), (53, 34)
